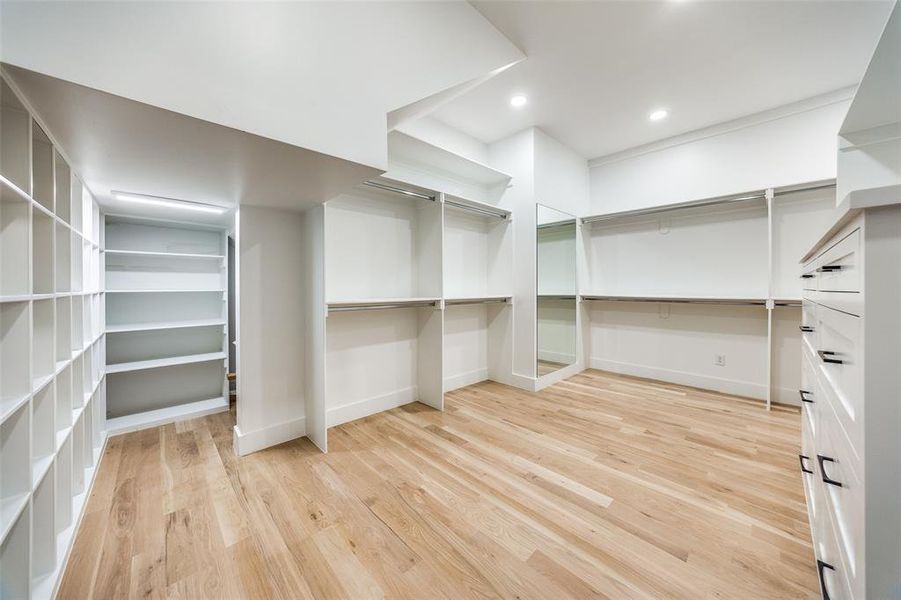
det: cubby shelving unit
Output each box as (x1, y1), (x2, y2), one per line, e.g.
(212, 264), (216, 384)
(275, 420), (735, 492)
(0, 72), (106, 600)
(580, 181), (837, 409)
(103, 216), (229, 434)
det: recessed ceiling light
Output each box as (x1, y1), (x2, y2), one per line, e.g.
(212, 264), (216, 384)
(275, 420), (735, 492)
(649, 109), (669, 122)
(112, 191), (226, 214)
(510, 95), (528, 108)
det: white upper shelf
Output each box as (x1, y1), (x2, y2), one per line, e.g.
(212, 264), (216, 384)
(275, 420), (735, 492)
(387, 131), (511, 186)
(104, 249), (224, 260)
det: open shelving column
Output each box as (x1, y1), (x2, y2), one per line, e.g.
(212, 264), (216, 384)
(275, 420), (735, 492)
(443, 195), (513, 391)
(103, 217), (229, 434)
(0, 73), (106, 600)
(320, 181), (443, 445)
(581, 182), (837, 409)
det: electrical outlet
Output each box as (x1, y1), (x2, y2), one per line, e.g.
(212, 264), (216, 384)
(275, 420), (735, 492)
(714, 354), (726, 367)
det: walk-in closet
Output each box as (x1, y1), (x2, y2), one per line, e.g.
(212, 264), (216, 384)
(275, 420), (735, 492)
(0, 1), (898, 598)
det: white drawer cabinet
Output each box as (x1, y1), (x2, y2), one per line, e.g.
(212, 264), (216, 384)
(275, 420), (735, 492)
(799, 205), (901, 599)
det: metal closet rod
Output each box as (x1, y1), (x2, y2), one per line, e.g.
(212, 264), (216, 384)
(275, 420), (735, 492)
(328, 300), (438, 313)
(445, 199), (509, 220)
(581, 296), (802, 307)
(363, 180), (436, 202)
(446, 297), (509, 306)
(581, 180), (836, 224)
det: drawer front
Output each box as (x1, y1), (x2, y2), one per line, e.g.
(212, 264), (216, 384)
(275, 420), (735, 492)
(801, 262), (818, 292)
(818, 409), (864, 600)
(815, 306), (863, 456)
(801, 348), (819, 438)
(814, 489), (855, 600)
(800, 413), (818, 520)
(817, 229), (860, 293)
(800, 300), (818, 353)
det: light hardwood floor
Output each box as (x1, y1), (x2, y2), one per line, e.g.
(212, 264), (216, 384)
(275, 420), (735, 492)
(59, 370), (817, 599)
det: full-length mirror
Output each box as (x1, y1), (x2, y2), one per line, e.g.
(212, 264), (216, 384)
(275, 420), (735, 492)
(536, 205), (577, 376)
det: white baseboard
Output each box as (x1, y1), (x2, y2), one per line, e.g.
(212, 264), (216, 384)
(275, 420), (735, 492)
(772, 386), (801, 406)
(589, 357), (771, 401)
(233, 415), (307, 457)
(538, 350), (576, 365)
(444, 368), (489, 392)
(327, 386), (418, 427)
(536, 360), (585, 390)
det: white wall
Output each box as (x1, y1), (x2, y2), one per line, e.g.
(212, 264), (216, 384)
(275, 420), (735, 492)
(485, 127), (590, 386)
(489, 129), (538, 381)
(535, 128), (591, 217)
(589, 93), (851, 214)
(235, 206), (306, 454)
(395, 116), (491, 166)
(587, 301), (799, 404)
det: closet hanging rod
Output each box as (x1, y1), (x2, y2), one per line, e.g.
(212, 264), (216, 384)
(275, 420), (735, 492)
(581, 295), (767, 306)
(444, 199), (509, 220)
(328, 300), (439, 313)
(582, 192), (765, 224)
(581, 180), (837, 224)
(772, 181), (837, 197)
(363, 180), (436, 202)
(445, 297), (510, 306)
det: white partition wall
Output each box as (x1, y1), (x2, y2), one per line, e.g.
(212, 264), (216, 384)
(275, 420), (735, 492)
(0, 73), (106, 600)
(104, 216), (229, 433)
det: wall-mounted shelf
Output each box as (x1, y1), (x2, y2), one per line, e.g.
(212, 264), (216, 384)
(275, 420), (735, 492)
(388, 131), (512, 187)
(104, 216), (228, 433)
(105, 319), (225, 333)
(445, 295), (511, 306)
(105, 289), (225, 294)
(104, 249), (224, 259)
(581, 294), (769, 306)
(106, 350), (226, 374)
(327, 298), (441, 313)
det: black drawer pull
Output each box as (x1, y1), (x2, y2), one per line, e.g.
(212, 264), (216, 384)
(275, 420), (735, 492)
(817, 455), (843, 487)
(799, 454), (813, 474)
(817, 265), (844, 273)
(799, 390), (814, 404)
(799, 325), (815, 333)
(817, 559), (835, 600)
(800, 273), (815, 279)
(817, 350), (843, 364)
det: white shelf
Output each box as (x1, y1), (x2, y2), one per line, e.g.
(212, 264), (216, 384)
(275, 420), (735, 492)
(327, 297), (441, 312)
(104, 249), (224, 259)
(105, 288), (225, 294)
(105, 319), (225, 333)
(0, 493), (28, 545)
(388, 131), (512, 186)
(445, 295), (511, 306)
(105, 396), (228, 436)
(0, 393), (29, 426)
(580, 293), (770, 305)
(106, 351), (227, 374)
(31, 455), (53, 491)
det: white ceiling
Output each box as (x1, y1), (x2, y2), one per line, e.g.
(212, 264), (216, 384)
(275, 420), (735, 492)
(4, 66), (379, 225)
(0, 1), (522, 171)
(431, 0), (894, 160)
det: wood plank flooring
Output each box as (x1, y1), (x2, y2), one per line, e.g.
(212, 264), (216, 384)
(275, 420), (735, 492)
(59, 370), (818, 599)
